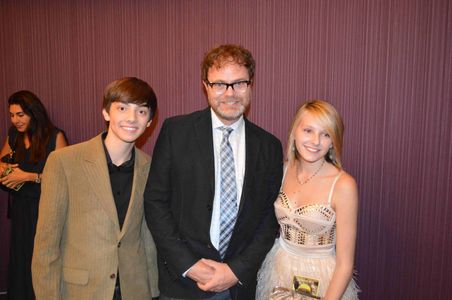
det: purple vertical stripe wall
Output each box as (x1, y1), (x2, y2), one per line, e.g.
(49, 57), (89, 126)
(0, 1), (450, 299)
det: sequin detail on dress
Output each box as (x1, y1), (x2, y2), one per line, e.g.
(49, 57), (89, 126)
(277, 192), (336, 247)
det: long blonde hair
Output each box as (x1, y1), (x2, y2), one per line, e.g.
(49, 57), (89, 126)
(286, 100), (344, 168)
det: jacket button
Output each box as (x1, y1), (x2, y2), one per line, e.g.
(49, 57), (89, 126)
(118, 242), (121, 248)
(110, 273), (116, 279)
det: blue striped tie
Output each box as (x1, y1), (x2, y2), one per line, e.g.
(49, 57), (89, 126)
(218, 126), (237, 258)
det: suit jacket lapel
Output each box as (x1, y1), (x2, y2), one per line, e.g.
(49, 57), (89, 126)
(238, 119), (260, 216)
(194, 109), (215, 202)
(119, 148), (149, 238)
(82, 134), (120, 230)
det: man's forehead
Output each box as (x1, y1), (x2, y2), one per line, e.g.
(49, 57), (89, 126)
(210, 59), (242, 70)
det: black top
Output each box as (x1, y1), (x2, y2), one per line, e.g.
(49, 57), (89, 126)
(3, 126), (61, 199)
(102, 133), (135, 229)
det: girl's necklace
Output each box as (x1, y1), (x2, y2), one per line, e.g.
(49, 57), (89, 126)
(296, 159), (325, 186)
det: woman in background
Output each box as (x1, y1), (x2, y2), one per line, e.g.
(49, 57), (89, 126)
(0, 90), (67, 300)
(257, 100), (359, 299)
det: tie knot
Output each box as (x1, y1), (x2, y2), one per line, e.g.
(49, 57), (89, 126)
(220, 126), (233, 138)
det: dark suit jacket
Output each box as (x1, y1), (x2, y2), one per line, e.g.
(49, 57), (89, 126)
(144, 108), (283, 299)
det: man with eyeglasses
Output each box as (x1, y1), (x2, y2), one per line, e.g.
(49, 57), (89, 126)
(144, 44), (283, 300)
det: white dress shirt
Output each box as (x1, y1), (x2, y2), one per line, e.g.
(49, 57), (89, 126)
(209, 108), (246, 251)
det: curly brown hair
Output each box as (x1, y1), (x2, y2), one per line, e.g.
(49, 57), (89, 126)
(201, 44), (255, 82)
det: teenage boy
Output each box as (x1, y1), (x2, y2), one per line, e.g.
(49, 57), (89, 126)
(32, 77), (159, 300)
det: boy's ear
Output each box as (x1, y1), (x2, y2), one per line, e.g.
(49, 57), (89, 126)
(102, 109), (110, 121)
(146, 119), (152, 128)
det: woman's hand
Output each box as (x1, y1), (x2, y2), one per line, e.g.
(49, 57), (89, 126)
(0, 165), (30, 189)
(0, 162), (10, 175)
(0, 162), (18, 176)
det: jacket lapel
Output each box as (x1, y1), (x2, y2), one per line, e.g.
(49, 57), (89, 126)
(119, 149), (149, 238)
(238, 119), (260, 216)
(82, 134), (120, 230)
(193, 109), (215, 201)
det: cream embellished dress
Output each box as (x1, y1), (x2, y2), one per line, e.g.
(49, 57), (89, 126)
(256, 172), (359, 299)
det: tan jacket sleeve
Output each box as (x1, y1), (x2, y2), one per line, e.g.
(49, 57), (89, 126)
(32, 152), (68, 300)
(141, 218), (159, 298)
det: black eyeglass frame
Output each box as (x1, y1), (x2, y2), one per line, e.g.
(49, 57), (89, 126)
(204, 80), (252, 92)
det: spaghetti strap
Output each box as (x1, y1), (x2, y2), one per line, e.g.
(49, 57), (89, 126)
(327, 172), (343, 204)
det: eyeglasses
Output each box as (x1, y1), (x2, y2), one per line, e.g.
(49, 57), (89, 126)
(205, 80), (252, 94)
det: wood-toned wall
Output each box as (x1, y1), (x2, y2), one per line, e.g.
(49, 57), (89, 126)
(0, 1), (450, 299)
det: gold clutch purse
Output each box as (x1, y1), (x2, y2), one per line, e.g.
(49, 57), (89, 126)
(269, 274), (322, 300)
(269, 287), (321, 300)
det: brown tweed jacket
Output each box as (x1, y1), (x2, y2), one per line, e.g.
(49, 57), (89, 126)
(32, 134), (158, 300)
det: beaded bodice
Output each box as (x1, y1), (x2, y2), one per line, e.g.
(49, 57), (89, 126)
(275, 192), (336, 248)
(274, 172), (342, 248)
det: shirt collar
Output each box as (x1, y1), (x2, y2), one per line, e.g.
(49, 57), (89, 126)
(101, 132), (135, 168)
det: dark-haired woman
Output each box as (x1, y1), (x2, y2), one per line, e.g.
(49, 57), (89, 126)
(0, 90), (67, 300)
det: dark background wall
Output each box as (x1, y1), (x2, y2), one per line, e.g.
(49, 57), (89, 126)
(0, 0), (450, 299)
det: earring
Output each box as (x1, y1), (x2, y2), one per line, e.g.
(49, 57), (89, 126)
(328, 147), (334, 161)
